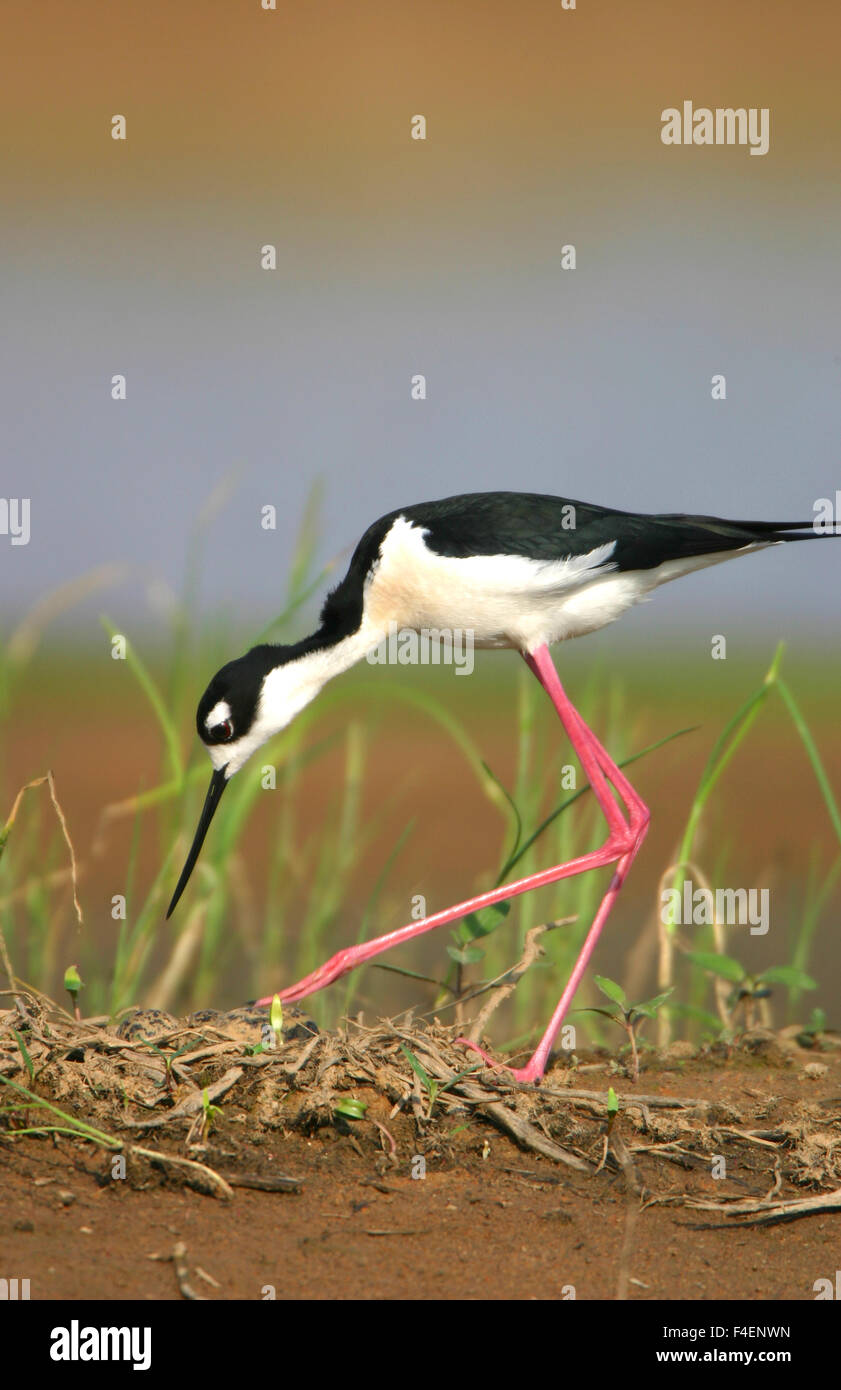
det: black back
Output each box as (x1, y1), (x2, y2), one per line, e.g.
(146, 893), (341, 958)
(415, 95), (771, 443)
(316, 490), (815, 644)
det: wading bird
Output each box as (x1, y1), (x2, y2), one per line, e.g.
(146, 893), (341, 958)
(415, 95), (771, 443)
(166, 491), (837, 1081)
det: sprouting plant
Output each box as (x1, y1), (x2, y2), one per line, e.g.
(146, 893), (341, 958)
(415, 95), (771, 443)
(64, 964), (83, 1022)
(248, 995), (287, 1057)
(685, 952), (816, 1031)
(606, 1085), (619, 1136)
(795, 1007), (828, 1050)
(446, 901), (510, 997)
(270, 994), (283, 1048)
(580, 976), (673, 1082)
(11, 1029), (35, 1084)
(333, 1097), (368, 1121)
(399, 1044), (479, 1118)
(401, 1044), (441, 1114)
(142, 1040), (194, 1093)
(200, 1088), (222, 1138)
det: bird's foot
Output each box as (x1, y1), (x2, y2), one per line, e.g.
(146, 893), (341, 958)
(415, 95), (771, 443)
(454, 1037), (544, 1084)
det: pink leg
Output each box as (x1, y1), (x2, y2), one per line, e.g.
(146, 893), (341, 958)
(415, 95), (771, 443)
(458, 646), (649, 1080)
(259, 644), (649, 1085)
(519, 652), (647, 840)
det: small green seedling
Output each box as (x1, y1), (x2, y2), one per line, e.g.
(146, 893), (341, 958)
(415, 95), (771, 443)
(401, 1044), (440, 1113)
(334, 1097), (368, 1121)
(606, 1085), (619, 1136)
(142, 1041), (194, 1093)
(64, 964), (83, 1022)
(795, 1007), (828, 1050)
(201, 1088), (222, 1138)
(12, 1029), (35, 1084)
(447, 902), (511, 991)
(582, 977), (673, 1082)
(685, 952), (816, 1031)
(270, 994), (284, 1049)
(247, 996), (286, 1056)
(400, 1044), (479, 1118)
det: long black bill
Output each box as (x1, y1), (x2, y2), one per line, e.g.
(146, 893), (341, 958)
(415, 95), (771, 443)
(166, 768), (229, 919)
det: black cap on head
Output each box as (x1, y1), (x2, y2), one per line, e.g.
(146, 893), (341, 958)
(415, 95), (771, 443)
(196, 647), (277, 747)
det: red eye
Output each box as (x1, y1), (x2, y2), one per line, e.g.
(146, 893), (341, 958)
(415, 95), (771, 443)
(211, 719), (234, 742)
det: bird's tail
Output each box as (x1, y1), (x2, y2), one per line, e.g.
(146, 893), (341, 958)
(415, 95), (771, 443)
(717, 517), (839, 542)
(677, 515), (841, 544)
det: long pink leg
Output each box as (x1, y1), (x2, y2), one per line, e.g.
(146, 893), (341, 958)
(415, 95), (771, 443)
(259, 644), (649, 1084)
(528, 654), (649, 841)
(457, 645), (650, 1080)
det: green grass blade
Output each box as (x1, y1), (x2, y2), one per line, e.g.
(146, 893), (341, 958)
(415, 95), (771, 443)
(0, 1074), (121, 1148)
(399, 1043), (432, 1091)
(100, 617), (183, 785)
(11, 1029), (34, 1082)
(776, 677), (841, 849)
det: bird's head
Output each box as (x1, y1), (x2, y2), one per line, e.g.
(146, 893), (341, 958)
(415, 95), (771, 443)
(196, 648), (279, 778)
(166, 641), (325, 918)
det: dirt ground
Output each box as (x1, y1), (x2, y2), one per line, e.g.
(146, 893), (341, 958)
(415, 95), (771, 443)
(2, 994), (841, 1302)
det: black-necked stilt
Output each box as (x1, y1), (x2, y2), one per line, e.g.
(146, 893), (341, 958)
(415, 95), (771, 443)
(166, 490), (839, 1081)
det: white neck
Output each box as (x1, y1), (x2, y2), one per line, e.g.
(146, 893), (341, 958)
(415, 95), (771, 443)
(218, 619), (384, 776)
(262, 618), (385, 724)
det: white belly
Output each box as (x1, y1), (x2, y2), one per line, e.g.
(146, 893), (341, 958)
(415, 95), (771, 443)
(362, 515), (761, 651)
